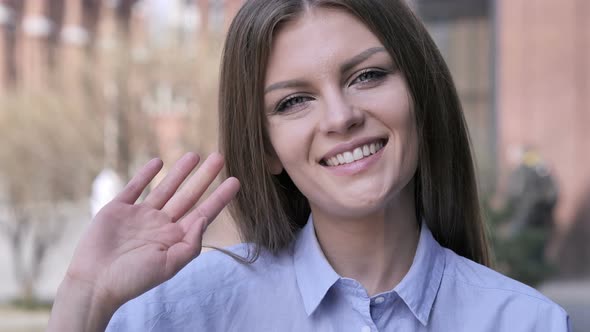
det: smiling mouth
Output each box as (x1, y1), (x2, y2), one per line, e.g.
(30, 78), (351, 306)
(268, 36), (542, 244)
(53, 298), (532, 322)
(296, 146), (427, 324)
(321, 139), (387, 167)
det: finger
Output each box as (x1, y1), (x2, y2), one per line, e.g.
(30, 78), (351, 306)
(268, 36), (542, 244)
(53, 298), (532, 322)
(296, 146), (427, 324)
(114, 158), (163, 204)
(179, 177), (240, 232)
(143, 152), (200, 209)
(162, 153), (225, 222)
(164, 178), (239, 278)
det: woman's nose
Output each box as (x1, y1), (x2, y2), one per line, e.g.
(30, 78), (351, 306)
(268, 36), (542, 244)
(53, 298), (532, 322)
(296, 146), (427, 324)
(319, 91), (364, 134)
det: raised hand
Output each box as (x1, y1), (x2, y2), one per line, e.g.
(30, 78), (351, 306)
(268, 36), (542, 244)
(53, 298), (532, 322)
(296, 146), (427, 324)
(48, 152), (240, 332)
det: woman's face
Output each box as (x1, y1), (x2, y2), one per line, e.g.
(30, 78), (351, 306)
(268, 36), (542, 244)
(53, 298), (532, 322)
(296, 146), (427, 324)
(264, 7), (418, 220)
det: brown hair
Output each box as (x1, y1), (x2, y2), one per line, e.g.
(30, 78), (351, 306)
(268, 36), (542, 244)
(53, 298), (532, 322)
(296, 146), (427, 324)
(219, 0), (490, 266)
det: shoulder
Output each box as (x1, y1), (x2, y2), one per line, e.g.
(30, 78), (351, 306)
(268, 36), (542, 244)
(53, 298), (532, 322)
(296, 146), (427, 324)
(150, 243), (294, 301)
(442, 247), (550, 301)
(437, 247), (570, 330)
(107, 244), (297, 330)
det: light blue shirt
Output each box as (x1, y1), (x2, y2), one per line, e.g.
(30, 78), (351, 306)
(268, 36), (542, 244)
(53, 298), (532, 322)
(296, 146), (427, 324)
(107, 218), (570, 331)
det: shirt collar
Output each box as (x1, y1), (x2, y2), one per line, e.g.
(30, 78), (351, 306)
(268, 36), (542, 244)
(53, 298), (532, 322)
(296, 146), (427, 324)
(293, 216), (445, 324)
(394, 222), (445, 326)
(293, 216), (340, 316)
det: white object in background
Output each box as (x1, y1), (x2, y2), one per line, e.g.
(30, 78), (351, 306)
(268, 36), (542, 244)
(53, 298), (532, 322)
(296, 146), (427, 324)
(91, 168), (123, 218)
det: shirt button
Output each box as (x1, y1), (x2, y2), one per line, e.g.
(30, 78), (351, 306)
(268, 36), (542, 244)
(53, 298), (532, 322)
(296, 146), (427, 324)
(361, 326), (371, 332)
(374, 296), (385, 304)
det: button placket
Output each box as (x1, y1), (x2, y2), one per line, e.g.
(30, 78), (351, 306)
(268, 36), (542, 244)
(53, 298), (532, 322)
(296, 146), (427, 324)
(360, 325), (372, 332)
(370, 294), (394, 322)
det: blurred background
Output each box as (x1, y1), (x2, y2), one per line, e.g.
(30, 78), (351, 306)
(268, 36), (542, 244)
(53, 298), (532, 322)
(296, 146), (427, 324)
(0, 0), (588, 331)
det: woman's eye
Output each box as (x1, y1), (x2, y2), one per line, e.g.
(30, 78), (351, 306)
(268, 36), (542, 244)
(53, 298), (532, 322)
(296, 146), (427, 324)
(275, 95), (312, 113)
(351, 70), (387, 86)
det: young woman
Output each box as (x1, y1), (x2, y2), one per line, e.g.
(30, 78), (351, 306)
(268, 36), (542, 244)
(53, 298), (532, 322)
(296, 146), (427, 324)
(48, 0), (570, 331)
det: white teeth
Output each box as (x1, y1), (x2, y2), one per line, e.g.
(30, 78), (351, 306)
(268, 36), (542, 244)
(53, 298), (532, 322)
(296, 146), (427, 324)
(343, 151), (354, 163)
(324, 140), (385, 167)
(353, 148), (363, 161)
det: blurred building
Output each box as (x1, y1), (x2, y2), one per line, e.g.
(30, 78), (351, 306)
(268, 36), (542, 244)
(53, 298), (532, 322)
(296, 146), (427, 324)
(414, 0), (495, 193)
(416, 0), (590, 240)
(0, 0), (244, 169)
(0, 0), (244, 301)
(496, 0), (590, 233)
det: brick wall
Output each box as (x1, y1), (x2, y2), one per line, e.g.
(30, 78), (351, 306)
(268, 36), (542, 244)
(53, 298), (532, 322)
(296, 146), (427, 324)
(497, 0), (590, 230)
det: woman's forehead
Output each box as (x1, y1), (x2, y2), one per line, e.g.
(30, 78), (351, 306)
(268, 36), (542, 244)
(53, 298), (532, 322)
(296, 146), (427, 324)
(264, 7), (385, 85)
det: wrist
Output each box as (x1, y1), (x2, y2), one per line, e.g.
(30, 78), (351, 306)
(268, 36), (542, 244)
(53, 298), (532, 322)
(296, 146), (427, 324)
(48, 275), (120, 332)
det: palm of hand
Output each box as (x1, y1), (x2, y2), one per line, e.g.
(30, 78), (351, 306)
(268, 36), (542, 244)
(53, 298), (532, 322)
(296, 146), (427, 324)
(66, 153), (240, 308)
(84, 202), (187, 305)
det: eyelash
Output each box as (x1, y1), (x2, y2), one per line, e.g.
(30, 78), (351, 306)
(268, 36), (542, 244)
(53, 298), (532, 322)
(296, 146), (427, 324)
(351, 69), (387, 85)
(273, 69), (388, 113)
(275, 95), (313, 113)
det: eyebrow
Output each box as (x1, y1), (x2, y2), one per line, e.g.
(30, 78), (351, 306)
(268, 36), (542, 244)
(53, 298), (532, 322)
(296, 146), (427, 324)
(264, 46), (388, 94)
(339, 46), (387, 75)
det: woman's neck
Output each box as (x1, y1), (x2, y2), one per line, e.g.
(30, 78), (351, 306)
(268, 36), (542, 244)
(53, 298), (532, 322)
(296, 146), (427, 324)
(310, 194), (420, 297)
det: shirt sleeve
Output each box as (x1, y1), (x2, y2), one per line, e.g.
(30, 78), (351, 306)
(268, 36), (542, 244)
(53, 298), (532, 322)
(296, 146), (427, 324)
(105, 300), (168, 331)
(536, 301), (571, 332)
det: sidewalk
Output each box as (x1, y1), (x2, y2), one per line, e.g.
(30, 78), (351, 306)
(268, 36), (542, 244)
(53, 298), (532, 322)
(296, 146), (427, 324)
(0, 307), (49, 332)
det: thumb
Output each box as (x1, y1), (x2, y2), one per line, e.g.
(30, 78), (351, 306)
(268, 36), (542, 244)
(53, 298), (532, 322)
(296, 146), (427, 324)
(164, 217), (207, 278)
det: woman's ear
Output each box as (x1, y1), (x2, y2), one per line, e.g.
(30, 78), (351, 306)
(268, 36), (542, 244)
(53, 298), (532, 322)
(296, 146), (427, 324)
(264, 139), (283, 174)
(267, 154), (284, 175)
(266, 144), (283, 175)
